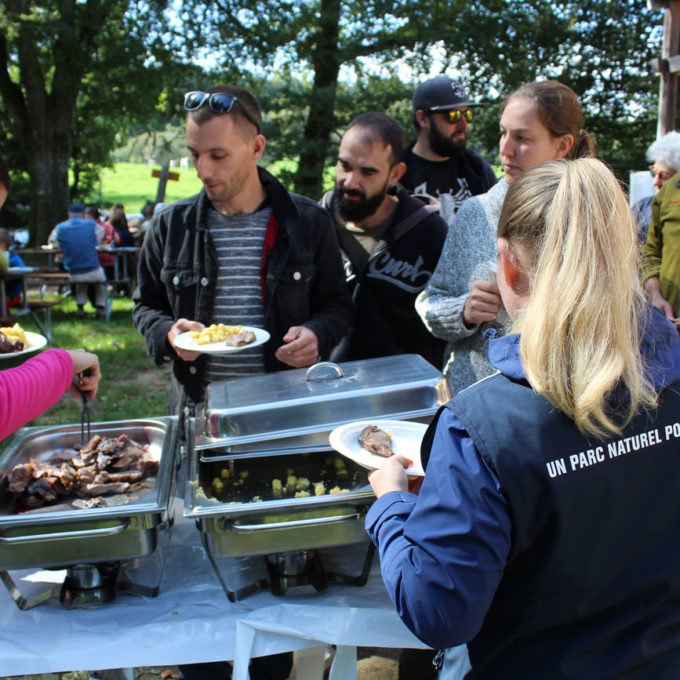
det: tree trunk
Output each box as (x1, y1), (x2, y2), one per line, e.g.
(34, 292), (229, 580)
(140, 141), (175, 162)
(28, 144), (71, 247)
(25, 103), (73, 245)
(293, 0), (341, 199)
(0, 1), (112, 245)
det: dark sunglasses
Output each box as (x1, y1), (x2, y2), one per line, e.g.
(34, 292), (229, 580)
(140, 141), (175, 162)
(434, 108), (473, 124)
(183, 91), (262, 133)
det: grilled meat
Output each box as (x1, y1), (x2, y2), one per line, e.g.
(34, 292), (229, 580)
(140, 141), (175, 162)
(94, 469), (144, 484)
(358, 425), (393, 458)
(225, 330), (256, 347)
(82, 482), (131, 496)
(75, 497), (107, 509)
(7, 463), (33, 494)
(0, 331), (23, 354)
(5, 434), (158, 511)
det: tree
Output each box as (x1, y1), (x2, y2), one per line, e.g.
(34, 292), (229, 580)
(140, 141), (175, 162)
(171, 0), (664, 196)
(171, 0), (468, 198)
(0, 0), (180, 245)
(455, 0), (664, 180)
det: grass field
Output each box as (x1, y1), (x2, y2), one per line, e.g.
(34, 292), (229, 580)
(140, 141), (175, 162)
(88, 159), (337, 213)
(89, 162), (204, 213)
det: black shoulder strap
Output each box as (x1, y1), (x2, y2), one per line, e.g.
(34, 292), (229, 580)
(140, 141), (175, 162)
(336, 226), (371, 278)
(391, 203), (439, 241)
(420, 405), (447, 472)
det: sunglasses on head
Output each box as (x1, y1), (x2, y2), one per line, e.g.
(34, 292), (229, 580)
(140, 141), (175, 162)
(183, 91), (262, 133)
(433, 108), (473, 124)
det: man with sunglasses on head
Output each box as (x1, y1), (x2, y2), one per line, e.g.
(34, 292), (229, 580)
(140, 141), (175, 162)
(134, 84), (351, 412)
(133, 84), (352, 680)
(401, 76), (497, 224)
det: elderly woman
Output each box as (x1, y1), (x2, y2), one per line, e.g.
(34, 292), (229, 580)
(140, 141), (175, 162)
(633, 130), (680, 243)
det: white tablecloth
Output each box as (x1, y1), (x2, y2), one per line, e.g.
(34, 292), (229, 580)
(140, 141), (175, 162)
(0, 500), (427, 677)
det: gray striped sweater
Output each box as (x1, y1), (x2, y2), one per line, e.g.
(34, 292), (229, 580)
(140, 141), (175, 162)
(416, 179), (509, 394)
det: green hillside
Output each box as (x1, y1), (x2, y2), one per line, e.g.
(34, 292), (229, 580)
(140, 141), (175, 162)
(89, 162), (203, 213)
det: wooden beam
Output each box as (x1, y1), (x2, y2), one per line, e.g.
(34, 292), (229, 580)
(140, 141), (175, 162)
(657, 1), (680, 137)
(651, 55), (680, 72)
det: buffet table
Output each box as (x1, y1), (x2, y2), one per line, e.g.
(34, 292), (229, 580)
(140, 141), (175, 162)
(0, 498), (427, 679)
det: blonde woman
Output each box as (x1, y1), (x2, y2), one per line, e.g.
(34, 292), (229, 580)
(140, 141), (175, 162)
(416, 80), (595, 394)
(367, 158), (680, 678)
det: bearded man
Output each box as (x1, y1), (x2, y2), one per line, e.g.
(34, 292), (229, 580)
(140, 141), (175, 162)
(401, 76), (497, 222)
(320, 111), (447, 369)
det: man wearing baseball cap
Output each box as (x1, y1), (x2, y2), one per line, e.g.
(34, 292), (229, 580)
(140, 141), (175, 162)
(401, 75), (497, 222)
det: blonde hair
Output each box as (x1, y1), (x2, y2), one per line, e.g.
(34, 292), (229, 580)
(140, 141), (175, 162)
(497, 158), (656, 437)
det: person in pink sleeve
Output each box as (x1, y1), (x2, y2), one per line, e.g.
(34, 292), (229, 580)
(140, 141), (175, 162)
(0, 153), (101, 440)
(0, 347), (101, 441)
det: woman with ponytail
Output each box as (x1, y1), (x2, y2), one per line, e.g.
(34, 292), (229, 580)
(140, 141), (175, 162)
(367, 158), (680, 678)
(417, 80), (595, 394)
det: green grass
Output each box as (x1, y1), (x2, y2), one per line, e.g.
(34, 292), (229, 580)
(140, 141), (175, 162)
(88, 162), (203, 213)
(89, 158), (338, 213)
(1, 296), (172, 447)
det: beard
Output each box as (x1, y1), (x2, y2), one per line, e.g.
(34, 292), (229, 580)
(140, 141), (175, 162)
(428, 118), (467, 157)
(331, 183), (388, 224)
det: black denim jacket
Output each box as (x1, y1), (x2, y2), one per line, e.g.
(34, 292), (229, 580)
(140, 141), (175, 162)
(132, 167), (352, 406)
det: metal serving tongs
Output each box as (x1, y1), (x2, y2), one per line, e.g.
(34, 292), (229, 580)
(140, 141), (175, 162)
(78, 368), (92, 446)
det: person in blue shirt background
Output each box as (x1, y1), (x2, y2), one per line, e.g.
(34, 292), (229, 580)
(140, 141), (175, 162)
(366, 158), (680, 679)
(51, 202), (108, 318)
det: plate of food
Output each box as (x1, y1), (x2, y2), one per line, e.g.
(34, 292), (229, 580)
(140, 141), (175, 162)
(0, 325), (47, 358)
(173, 324), (270, 354)
(329, 419), (428, 476)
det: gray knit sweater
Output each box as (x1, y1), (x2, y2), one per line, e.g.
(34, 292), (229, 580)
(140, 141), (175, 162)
(416, 179), (509, 393)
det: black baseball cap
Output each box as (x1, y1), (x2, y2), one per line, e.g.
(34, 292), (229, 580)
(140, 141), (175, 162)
(413, 76), (482, 112)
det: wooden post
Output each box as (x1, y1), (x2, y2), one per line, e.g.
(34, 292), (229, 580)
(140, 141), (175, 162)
(650, 0), (680, 136)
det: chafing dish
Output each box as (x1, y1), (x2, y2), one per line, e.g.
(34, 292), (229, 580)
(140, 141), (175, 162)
(185, 354), (448, 600)
(0, 417), (177, 608)
(194, 354), (449, 452)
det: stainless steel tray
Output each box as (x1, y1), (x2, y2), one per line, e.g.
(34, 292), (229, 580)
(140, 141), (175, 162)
(185, 410), (374, 557)
(0, 417), (177, 570)
(185, 448), (374, 519)
(195, 354), (448, 451)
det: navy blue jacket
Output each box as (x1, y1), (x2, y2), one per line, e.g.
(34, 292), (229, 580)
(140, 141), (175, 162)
(366, 305), (680, 678)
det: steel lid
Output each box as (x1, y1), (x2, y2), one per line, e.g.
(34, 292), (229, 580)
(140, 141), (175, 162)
(194, 354), (449, 450)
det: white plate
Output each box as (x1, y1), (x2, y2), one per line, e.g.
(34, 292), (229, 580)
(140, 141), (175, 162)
(329, 419), (428, 477)
(173, 326), (270, 354)
(0, 331), (47, 358)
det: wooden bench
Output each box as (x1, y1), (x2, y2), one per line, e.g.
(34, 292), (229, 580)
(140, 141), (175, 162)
(27, 272), (70, 299)
(27, 273), (130, 321)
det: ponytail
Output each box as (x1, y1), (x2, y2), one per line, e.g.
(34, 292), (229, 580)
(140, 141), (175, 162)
(498, 158), (655, 437)
(567, 129), (596, 160)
